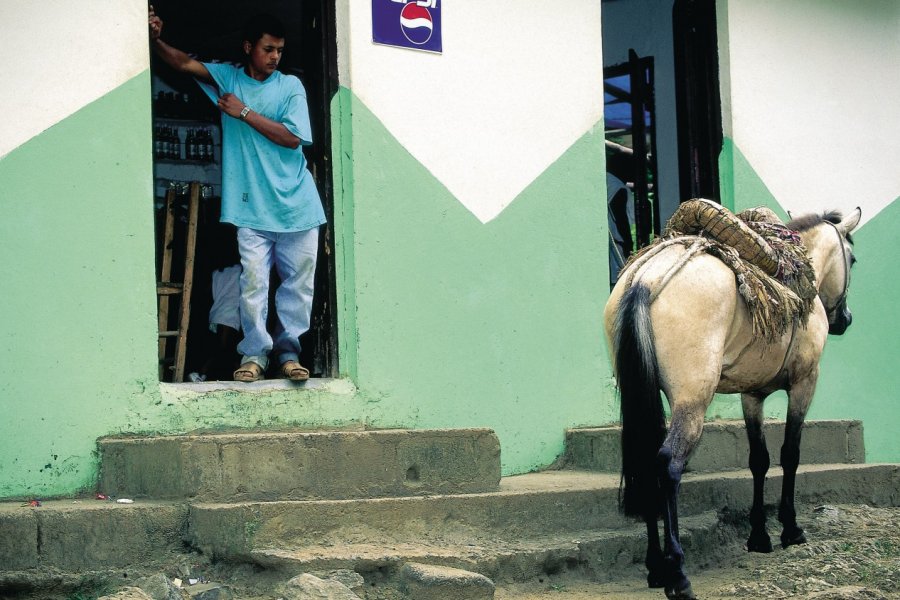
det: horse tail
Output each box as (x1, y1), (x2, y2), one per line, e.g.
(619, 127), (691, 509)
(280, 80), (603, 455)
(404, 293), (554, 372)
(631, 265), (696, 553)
(614, 283), (667, 518)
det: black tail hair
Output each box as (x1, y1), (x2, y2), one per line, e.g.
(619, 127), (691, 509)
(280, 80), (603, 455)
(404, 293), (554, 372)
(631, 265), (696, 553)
(614, 284), (667, 518)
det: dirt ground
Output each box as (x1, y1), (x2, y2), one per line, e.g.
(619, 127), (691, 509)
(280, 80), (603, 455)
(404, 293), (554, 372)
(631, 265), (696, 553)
(495, 504), (900, 600)
(9, 503), (897, 599)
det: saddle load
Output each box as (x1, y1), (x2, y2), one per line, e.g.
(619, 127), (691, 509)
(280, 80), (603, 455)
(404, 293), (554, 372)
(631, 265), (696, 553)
(621, 198), (818, 343)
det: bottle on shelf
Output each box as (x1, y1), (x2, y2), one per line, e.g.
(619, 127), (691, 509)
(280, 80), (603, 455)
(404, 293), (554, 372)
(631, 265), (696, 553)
(153, 125), (162, 159)
(186, 129), (195, 161)
(197, 129), (207, 162)
(172, 127), (182, 160)
(204, 128), (214, 162)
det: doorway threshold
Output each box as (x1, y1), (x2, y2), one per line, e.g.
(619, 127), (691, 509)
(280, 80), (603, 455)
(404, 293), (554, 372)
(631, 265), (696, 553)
(161, 377), (341, 393)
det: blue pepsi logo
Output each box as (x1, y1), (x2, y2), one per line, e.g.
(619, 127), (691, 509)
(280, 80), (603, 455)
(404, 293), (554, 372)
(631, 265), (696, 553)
(400, 3), (433, 45)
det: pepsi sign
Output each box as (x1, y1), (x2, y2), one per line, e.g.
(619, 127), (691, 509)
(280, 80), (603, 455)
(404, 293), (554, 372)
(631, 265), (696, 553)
(373, 0), (442, 54)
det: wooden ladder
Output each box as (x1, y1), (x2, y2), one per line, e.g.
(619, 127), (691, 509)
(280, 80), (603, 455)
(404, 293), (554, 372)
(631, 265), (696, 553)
(157, 182), (200, 382)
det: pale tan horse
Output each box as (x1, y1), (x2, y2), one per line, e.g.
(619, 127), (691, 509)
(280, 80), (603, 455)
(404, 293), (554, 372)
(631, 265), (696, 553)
(603, 206), (861, 600)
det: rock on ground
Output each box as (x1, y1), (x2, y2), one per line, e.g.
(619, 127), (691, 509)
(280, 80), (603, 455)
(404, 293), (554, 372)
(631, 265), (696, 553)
(280, 573), (361, 600)
(98, 587), (155, 600)
(134, 573), (188, 600)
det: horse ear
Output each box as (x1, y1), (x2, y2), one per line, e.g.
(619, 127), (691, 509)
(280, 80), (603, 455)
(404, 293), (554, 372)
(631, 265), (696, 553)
(838, 207), (862, 236)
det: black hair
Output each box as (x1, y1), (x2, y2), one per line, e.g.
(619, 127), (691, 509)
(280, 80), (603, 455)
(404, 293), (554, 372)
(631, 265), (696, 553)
(242, 13), (286, 45)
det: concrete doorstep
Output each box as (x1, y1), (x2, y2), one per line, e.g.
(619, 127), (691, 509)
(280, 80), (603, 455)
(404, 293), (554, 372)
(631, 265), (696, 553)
(566, 420), (866, 473)
(186, 464), (899, 564)
(98, 428), (502, 502)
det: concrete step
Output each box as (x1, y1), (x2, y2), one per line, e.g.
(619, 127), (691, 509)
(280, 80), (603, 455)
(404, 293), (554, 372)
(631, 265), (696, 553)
(566, 419), (864, 473)
(98, 428), (501, 502)
(185, 463), (899, 564)
(250, 510), (726, 585)
(0, 499), (186, 573)
(0, 463), (896, 595)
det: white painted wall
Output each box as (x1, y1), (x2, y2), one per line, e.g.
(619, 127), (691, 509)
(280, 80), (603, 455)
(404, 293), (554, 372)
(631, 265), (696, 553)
(600, 0), (682, 224)
(722, 0), (900, 224)
(342, 1), (605, 223)
(0, 0), (149, 159)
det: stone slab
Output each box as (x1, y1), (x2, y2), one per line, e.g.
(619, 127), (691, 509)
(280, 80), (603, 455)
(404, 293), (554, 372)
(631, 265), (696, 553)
(280, 573), (359, 600)
(98, 428), (501, 502)
(566, 420), (865, 473)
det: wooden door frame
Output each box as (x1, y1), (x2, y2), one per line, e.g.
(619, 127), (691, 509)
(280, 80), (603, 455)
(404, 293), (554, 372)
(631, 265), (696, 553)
(298, 0), (340, 377)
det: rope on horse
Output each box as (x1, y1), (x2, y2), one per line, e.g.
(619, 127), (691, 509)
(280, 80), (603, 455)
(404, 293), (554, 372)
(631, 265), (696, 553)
(622, 199), (818, 344)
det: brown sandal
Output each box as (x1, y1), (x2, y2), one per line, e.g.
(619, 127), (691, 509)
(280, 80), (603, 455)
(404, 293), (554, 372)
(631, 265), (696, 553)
(280, 360), (309, 381)
(233, 361), (265, 382)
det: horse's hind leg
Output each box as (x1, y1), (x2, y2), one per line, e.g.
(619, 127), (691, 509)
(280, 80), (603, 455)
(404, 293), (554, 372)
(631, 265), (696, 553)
(644, 515), (666, 588)
(779, 372), (817, 548)
(657, 404), (704, 600)
(742, 392), (774, 553)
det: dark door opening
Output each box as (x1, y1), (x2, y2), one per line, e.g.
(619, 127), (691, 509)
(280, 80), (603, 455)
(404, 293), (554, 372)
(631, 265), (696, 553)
(673, 0), (723, 203)
(150, 0), (339, 382)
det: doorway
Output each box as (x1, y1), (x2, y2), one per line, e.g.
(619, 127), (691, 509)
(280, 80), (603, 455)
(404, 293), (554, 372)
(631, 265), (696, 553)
(601, 0), (722, 284)
(149, 0), (339, 382)
(673, 0), (723, 202)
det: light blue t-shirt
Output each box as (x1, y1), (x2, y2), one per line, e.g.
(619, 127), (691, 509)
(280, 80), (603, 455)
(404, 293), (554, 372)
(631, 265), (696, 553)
(199, 62), (326, 233)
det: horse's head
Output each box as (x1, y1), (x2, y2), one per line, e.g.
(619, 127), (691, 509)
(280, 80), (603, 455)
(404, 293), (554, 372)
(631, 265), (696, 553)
(789, 208), (861, 335)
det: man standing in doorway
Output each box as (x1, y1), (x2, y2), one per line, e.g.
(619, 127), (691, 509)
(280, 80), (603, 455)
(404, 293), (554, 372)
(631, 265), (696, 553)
(149, 7), (325, 382)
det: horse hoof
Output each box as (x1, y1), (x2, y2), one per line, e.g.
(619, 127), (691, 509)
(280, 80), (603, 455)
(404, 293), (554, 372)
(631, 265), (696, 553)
(665, 582), (697, 600)
(781, 528), (807, 548)
(747, 533), (774, 553)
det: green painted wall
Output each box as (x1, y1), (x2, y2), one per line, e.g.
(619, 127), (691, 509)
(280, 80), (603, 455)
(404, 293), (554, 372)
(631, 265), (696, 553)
(814, 196), (900, 462)
(717, 136), (900, 462)
(333, 88), (616, 472)
(0, 71), (159, 498)
(0, 83), (617, 499)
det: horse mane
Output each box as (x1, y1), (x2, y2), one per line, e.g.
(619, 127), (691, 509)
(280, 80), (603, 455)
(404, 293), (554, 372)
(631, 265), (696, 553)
(788, 211), (853, 244)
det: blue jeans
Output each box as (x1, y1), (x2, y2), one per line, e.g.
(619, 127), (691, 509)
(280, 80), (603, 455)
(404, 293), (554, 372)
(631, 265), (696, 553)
(236, 227), (319, 370)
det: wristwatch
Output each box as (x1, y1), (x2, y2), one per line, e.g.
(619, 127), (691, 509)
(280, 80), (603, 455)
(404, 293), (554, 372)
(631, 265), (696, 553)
(239, 106), (251, 120)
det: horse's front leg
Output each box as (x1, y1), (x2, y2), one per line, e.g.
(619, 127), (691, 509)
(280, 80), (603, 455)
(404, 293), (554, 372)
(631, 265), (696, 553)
(656, 406), (703, 600)
(742, 392), (774, 552)
(780, 372), (816, 548)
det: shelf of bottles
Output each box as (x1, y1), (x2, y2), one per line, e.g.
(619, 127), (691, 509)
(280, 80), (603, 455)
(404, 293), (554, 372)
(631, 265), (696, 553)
(154, 124), (217, 164)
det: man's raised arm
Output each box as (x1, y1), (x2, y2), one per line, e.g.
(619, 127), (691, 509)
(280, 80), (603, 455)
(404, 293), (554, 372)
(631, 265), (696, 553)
(149, 5), (213, 83)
